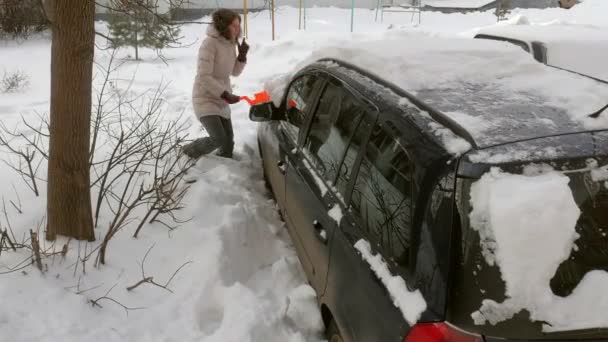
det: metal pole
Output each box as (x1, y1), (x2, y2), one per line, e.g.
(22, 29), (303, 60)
(299, 0), (303, 30)
(244, 0), (248, 38)
(271, 0), (275, 40)
(303, 0), (307, 30)
(350, 0), (355, 32)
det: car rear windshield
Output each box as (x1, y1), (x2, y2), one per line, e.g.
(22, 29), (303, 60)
(449, 158), (608, 339)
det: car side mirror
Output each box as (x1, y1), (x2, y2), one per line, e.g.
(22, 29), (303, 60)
(249, 102), (283, 122)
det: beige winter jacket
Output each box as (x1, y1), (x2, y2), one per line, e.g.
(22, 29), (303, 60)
(192, 26), (246, 119)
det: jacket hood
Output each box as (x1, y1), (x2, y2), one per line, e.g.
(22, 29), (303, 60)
(206, 25), (234, 44)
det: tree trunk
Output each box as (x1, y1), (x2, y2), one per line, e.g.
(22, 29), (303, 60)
(46, 0), (95, 241)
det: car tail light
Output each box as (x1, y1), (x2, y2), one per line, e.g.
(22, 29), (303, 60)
(405, 323), (483, 342)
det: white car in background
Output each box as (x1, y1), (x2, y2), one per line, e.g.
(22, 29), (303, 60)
(474, 23), (608, 83)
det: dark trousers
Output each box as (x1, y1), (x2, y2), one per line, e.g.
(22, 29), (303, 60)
(182, 116), (234, 159)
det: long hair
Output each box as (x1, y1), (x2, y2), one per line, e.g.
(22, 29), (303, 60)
(212, 9), (241, 41)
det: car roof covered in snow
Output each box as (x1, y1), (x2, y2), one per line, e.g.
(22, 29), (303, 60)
(474, 22), (608, 44)
(474, 22), (608, 82)
(299, 32), (608, 150)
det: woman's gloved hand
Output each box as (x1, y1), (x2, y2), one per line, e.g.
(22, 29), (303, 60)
(221, 91), (241, 104)
(237, 38), (249, 63)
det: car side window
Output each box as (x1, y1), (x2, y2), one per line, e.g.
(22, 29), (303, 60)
(335, 114), (372, 201)
(303, 81), (365, 186)
(351, 123), (415, 269)
(283, 75), (321, 142)
(531, 41), (547, 64)
(414, 171), (455, 310)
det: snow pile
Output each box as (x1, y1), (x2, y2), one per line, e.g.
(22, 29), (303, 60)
(428, 121), (472, 156)
(0, 153), (326, 342)
(328, 205), (343, 225)
(502, 14), (531, 26)
(591, 163), (608, 182)
(469, 168), (608, 332)
(354, 240), (427, 325)
(468, 147), (560, 164)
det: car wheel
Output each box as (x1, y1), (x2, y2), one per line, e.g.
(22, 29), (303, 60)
(326, 320), (344, 342)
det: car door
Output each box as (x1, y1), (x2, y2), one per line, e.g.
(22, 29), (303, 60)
(325, 121), (422, 341)
(284, 77), (371, 295)
(259, 73), (324, 214)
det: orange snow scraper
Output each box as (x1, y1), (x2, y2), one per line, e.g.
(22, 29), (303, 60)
(240, 91), (271, 105)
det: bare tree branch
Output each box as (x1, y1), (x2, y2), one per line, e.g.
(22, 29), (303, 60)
(126, 244), (192, 293)
(90, 283), (144, 316)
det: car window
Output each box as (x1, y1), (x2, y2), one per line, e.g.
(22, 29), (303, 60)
(283, 74), (322, 142)
(303, 81), (365, 186)
(414, 171), (455, 309)
(351, 124), (415, 270)
(335, 113), (372, 202)
(531, 41), (547, 64)
(451, 157), (608, 337)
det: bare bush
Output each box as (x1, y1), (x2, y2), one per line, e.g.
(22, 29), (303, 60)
(1, 70), (30, 93)
(92, 83), (195, 265)
(0, 207), (66, 275)
(86, 53), (194, 266)
(0, 0), (48, 39)
(0, 51), (195, 275)
(0, 114), (48, 197)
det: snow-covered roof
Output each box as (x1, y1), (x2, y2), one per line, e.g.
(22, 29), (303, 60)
(423, 0), (494, 9)
(296, 31), (608, 150)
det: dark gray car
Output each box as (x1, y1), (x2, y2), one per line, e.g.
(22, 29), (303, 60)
(250, 59), (608, 342)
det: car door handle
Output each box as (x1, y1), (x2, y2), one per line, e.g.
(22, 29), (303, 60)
(277, 160), (286, 174)
(313, 220), (328, 245)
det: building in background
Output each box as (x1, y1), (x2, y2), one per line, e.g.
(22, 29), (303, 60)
(94, 0), (576, 20)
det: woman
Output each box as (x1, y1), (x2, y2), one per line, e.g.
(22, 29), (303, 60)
(184, 9), (249, 159)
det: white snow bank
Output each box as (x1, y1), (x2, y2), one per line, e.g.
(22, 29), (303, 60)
(469, 168), (608, 332)
(354, 240), (427, 325)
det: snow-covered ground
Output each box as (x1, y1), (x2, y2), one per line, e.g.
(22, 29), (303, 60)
(1, 1), (607, 341)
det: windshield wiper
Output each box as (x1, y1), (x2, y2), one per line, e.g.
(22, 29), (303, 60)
(589, 103), (608, 118)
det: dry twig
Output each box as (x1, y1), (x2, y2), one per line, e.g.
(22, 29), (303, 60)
(126, 244), (192, 293)
(90, 283), (144, 316)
